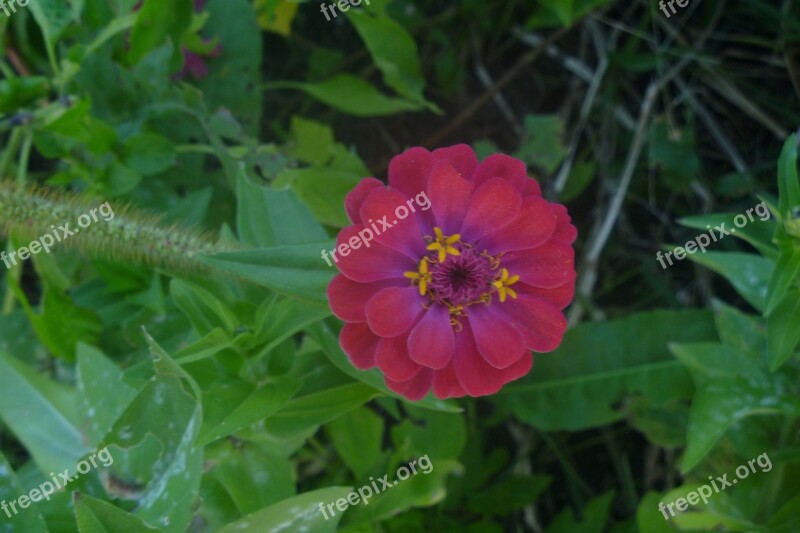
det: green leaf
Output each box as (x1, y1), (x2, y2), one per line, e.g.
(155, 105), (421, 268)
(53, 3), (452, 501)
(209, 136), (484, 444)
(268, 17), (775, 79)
(0, 351), (89, 473)
(326, 408), (384, 479)
(288, 116), (335, 165)
(465, 476), (551, 516)
(777, 133), (800, 219)
(129, 0), (193, 66)
(28, 0), (74, 53)
(347, 11), (438, 110)
(170, 279), (240, 336)
(0, 450), (48, 532)
(767, 286), (800, 370)
(681, 377), (800, 472)
(765, 246), (800, 315)
(515, 114), (567, 173)
(197, 377), (301, 446)
(74, 493), (158, 532)
(669, 342), (765, 384)
(198, 243), (336, 304)
(266, 75), (424, 116)
(767, 491), (800, 532)
(236, 169), (327, 247)
(123, 132), (176, 176)
(497, 310), (716, 430)
(253, 296), (332, 361)
(217, 487), (353, 533)
(686, 252), (772, 312)
(648, 119), (700, 191)
(539, 0), (575, 26)
(679, 209), (777, 260)
(263, 383), (379, 440)
(711, 299), (765, 359)
(548, 491), (615, 533)
(559, 162), (595, 202)
(76, 343), (140, 447)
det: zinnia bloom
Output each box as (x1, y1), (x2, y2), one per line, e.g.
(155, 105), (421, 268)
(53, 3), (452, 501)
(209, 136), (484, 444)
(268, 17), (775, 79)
(327, 145), (577, 400)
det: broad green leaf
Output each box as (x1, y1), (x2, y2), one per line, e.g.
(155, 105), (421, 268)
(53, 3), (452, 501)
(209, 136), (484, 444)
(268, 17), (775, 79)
(711, 299), (765, 359)
(767, 491), (800, 532)
(306, 320), (462, 413)
(288, 117), (335, 166)
(197, 377), (301, 445)
(253, 296), (332, 361)
(123, 132), (176, 176)
(204, 439), (295, 514)
(236, 169), (327, 247)
(498, 310), (716, 430)
(266, 75), (423, 116)
(686, 252), (772, 312)
(681, 377), (800, 472)
(767, 286), (800, 370)
(765, 246), (800, 315)
(326, 408), (384, 479)
(218, 487), (352, 533)
(679, 210), (777, 260)
(515, 114), (567, 173)
(0, 451), (48, 532)
(669, 342), (764, 384)
(76, 344), (140, 446)
(347, 11), (437, 110)
(198, 243), (336, 304)
(263, 383), (379, 440)
(28, 0), (73, 57)
(636, 492), (680, 533)
(392, 405), (467, 460)
(74, 494), (158, 532)
(465, 476), (551, 516)
(129, 0), (192, 66)
(0, 351), (88, 473)
(170, 279), (239, 336)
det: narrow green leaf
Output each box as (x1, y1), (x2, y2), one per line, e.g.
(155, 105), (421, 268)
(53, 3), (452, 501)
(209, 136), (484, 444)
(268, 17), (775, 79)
(687, 252), (772, 312)
(0, 450), (48, 532)
(75, 494), (158, 532)
(767, 286), (800, 370)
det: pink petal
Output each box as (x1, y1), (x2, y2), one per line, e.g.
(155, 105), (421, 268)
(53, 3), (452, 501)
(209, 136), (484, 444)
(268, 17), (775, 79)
(388, 147), (434, 199)
(496, 295), (567, 352)
(467, 305), (526, 369)
(345, 178), (384, 225)
(471, 153), (528, 190)
(550, 204), (578, 245)
(432, 362), (467, 399)
(503, 241), (576, 289)
(461, 178), (522, 241)
(327, 275), (404, 322)
(454, 323), (534, 396)
(385, 369), (433, 401)
(478, 196), (558, 254)
(428, 161), (474, 235)
(431, 144), (478, 177)
(521, 178), (542, 197)
(408, 305), (455, 369)
(340, 322), (379, 370)
(518, 281), (575, 310)
(376, 334), (424, 382)
(365, 287), (424, 337)
(359, 187), (427, 259)
(333, 226), (413, 282)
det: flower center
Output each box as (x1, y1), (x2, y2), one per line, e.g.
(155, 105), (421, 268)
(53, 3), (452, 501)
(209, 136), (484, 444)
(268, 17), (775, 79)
(403, 227), (520, 331)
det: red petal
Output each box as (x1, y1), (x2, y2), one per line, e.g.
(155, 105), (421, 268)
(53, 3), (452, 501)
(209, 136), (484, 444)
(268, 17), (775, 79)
(478, 196), (558, 254)
(388, 147), (434, 199)
(327, 275), (404, 322)
(431, 144), (478, 177)
(428, 161), (474, 235)
(365, 287), (424, 337)
(454, 323), (535, 396)
(408, 305), (455, 369)
(359, 187), (427, 259)
(345, 178), (384, 225)
(334, 226), (413, 282)
(518, 281), (575, 310)
(467, 305), (526, 368)
(340, 322), (379, 370)
(385, 369), (433, 401)
(432, 362), (467, 399)
(461, 178), (522, 241)
(503, 241), (576, 289)
(471, 153), (528, 190)
(496, 295), (567, 352)
(376, 334), (423, 382)
(550, 204), (578, 245)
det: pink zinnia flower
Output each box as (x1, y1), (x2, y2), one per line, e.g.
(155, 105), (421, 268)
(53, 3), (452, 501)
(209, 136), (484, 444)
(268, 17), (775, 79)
(327, 145), (577, 400)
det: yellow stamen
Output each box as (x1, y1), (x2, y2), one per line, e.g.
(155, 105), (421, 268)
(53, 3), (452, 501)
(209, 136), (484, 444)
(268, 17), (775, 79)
(403, 259), (432, 296)
(492, 268), (520, 303)
(426, 226), (461, 263)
